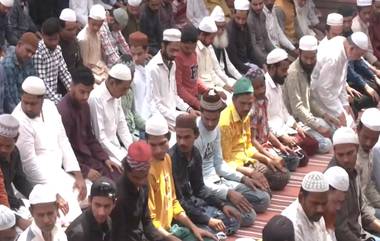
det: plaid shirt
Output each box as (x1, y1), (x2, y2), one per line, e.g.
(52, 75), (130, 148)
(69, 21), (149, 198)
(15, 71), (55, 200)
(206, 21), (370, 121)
(250, 98), (270, 144)
(2, 46), (36, 113)
(100, 22), (130, 68)
(33, 40), (71, 103)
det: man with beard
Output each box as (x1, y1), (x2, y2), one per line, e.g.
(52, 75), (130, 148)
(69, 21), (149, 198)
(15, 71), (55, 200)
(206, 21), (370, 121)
(355, 108), (380, 214)
(211, 6), (242, 81)
(58, 67), (122, 182)
(311, 32), (368, 128)
(247, 0), (274, 67)
(170, 114), (241, 236)
(282, 171), (331, 241)
(146, 28), (199, 130)
(140, 0), (163, 55)
(328, 127), (380, 241)
(226, 0), (259, 74)
(196, 16), (235, 95)
(265, 48), (328, 155)
(12, 76), (86, 222)
(283, 36), (337, 146)
(352, 0), (380, 68)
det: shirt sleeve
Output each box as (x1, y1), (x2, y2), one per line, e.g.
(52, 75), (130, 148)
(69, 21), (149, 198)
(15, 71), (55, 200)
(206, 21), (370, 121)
(70, 0), (88, 26)
(284, 70), (320, 129)
(115, 31), (131, 56)
(88, 96), (127, 162)
(225, 49), (243, 80)
(210, 46), (235, 86)
(116, 101), (133, 151)
(33, 54), (62, 103)
(0, 169), (9, 207)
(12, 149), (34, 198)
(147, 173), (163, 229)
(99, 24), (121, 67)
(226, 29), (250, 74)
(58, 50), (72, 91)
(347, 61), (367, 88)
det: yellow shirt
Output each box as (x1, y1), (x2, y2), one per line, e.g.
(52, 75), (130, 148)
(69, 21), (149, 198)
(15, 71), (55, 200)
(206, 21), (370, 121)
(148, 154), (185, 230)
(219, 103), (257, 169)
(204, 0), (232, 18)
(275, 0), (297, 43)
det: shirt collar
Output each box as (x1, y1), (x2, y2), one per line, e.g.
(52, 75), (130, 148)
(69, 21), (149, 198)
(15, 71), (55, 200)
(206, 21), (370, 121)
(265, 72), (277, 89)
(229, 103), (245, 123)
(100, 82), (114, 101)
(197, 40), (206, 51)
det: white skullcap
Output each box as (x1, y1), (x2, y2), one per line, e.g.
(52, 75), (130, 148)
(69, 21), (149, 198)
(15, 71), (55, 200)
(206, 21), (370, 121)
(0, 205), (15, 231)
(59, 8), (77, 22)
(29, 184), (57, 205)
(302, 171), (329, 192)
(357, 0), (372, 6)
(326, 13), (343, 26)
(163, 28), (181, 42)
(113, 8), (129, 30)
(0, 114), (19, 138)
(234, 0), (250, 10)
(0, 0), (13, 7)
(267, 48), (288, 64)
(145, 113), (169, 136)
(109, 63), (132, 81)
(199, 16), (218, 33)
(211, 5), (225, 23)
(360, 108), (380, 131)
(350, 31), (369, 51)
(89, 4), (106, 21)
(324, 166), (349, 192)
(22, 76), (46, 96)
(333, 127), (359, 146)
(299, 35), (318, 51)
(128, 0), (142, 7)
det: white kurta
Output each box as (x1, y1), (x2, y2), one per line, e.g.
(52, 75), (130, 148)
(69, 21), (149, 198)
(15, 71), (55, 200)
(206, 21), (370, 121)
(310, 36), (349, 118)
(88, 81), (132, 164)
(145, 50), (189, 129)
(265, 72), (296, 137)
(186, 0), (209, 28)
(132, 64), (150, 121)
(18, 222), (67, 241)
(12, 100), (82, 221)
(196, 41), (235, 90)
(282, 200), (333, 241)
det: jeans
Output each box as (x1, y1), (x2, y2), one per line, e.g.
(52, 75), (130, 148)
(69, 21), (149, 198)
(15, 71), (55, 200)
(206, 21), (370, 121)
(201, 206), (240, 235)
(304, 118), (333, 154)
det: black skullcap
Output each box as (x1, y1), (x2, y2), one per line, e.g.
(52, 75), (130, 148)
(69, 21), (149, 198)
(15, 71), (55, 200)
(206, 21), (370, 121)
(181, 24), (199, 43)
(90, 177), (117, 200)
(262, 215), (295, 241)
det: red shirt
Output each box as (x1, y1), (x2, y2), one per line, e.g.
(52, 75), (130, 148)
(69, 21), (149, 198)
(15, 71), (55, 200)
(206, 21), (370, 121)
(175, 51), (208, 110)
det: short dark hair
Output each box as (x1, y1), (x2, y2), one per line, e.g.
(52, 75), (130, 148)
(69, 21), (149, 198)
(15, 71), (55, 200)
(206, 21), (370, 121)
(42, 18), (61, 36)
(71, 66), (95, 86)
(181, 24), (199, 43)
(299, 187), (310, 198)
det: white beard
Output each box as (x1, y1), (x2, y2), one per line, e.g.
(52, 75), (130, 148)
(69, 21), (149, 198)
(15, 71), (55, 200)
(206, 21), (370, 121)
(213, 31), (229, 49)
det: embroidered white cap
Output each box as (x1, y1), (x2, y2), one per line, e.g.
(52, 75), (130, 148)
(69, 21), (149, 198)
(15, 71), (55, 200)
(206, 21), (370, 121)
(357, 0), (372, 6)
(234, 0), (250, 11)
(0, 114), (19, 139)
(89, 4), (106, 21)
(267, 48), (288, 64)
(0, 0), (14, 7)
(29, 184), (57, 205)
(299, 35), (318, 51)
(59, 8), (77, 22)
(128, 0), (142, 7)
(145, 113), (169, 136)
(0, 205), (15, 231)
(360, 108), (380, 131)
(211, 5), (225, 23)
(22, 76), (46, 96)
(199, 16), (218, 33)
(109, 63), (132, 81)
(302, 171), (329, 192)
(324, 166), (349, 192)
(333, 127), (359, 146)
(350, 31), (369, 51)
(326, 13), (343, 26)
(163, 28), (181, 42)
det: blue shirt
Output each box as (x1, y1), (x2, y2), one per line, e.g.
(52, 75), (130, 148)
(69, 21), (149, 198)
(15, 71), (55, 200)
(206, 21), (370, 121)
(0, 46), (36, 113)
(347, 59), (375, 88)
